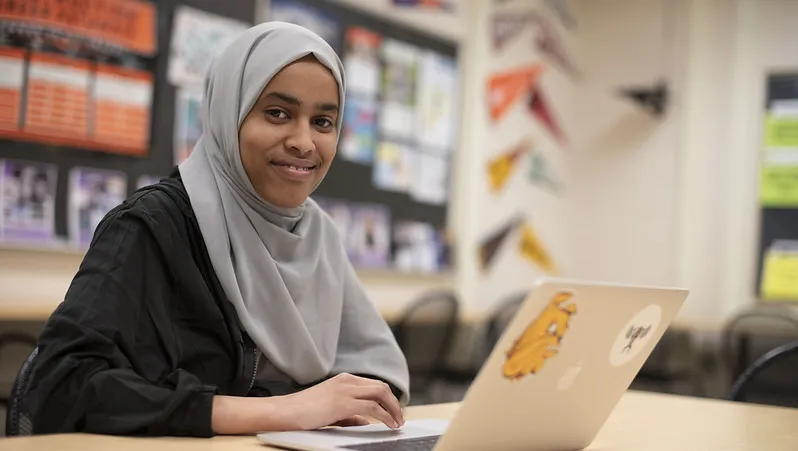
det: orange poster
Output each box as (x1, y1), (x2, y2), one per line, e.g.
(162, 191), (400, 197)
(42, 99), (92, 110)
(487, 64), (543, 122)
(93, 64), (153, 155)
(0, 0), (157, 55)
(0, 46), (25, 131)
(24, 52), (90, 140)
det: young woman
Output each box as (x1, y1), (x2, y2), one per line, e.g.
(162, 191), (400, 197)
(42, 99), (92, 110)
(24, 22), (409, 437)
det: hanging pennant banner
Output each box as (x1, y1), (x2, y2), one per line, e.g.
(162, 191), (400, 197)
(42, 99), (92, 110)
(528, 86), (567, 145)
(479, 215), (524, 272)
(487, 137), (533, 193)
(518, 222), (558, 274)
(544, 0), (577, 29)
(534, 17), (581, 80)
(488, 64), (543, 122)
(0, 0), (157, 56)
(491, 12), (533, 52)
(528, 150), (563, 194)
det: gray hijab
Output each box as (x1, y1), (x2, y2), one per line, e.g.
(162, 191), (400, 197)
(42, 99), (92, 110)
(179, 21), (409, 402)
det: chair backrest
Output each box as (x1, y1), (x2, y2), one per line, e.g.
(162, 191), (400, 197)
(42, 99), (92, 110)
(6, 347), (38, 437)
(392, 289), (460, 377)
(730, 340), (798, 408)
(485, 292), (527, 354)
(721, 308), (798, 379)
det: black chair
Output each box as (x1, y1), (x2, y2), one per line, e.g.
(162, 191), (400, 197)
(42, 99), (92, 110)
(431, 292), (528, 387)
(631, 330), (703, 396)
(721, 308), (798, 383)
(484, 292), (527, 356)
(730, 340), (798, 408)
(5, 346), (38, 436)
(391, 290), (460, 405)
(0, 333), (39, 415)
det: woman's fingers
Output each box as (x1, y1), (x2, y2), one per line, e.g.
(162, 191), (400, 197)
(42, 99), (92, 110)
(349, 384), (404, 427)
(354, 399), (399, 429)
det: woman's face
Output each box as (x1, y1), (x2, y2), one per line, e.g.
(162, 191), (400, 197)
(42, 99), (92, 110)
(239, 56), (340, 208)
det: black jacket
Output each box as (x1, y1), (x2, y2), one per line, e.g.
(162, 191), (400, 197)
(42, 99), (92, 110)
(23, 171), (399, 437)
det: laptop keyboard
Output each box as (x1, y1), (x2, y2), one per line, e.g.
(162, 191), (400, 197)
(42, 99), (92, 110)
(344, 435), (441, 451)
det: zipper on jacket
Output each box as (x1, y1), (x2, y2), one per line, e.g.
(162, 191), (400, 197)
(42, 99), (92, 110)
(247, 349), (260, 393)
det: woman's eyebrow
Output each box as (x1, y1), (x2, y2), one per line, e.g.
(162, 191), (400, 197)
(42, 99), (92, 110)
(262, 91), (339, 113)
(263, 91), (300, 105)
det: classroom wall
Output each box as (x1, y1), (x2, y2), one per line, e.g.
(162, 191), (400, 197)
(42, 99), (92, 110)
(467, 0), (578, 312)
(3, 0), (798, 325)
(564, 0), (798, 325)
(0, 0), (466, 315)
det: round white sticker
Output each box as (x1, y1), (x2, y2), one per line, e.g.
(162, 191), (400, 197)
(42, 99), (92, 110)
(609, 304), (662, 367)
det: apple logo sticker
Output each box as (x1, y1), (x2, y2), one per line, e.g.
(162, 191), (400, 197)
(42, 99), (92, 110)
(557, 359), (583, 391)
(609, 304), (662, 367)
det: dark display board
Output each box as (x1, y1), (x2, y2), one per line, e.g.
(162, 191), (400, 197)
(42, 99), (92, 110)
(271, 0), (459, 233)
(0, 0), (458, 272)
(755, 73), (798, 300)
(0, 0), (256, 241)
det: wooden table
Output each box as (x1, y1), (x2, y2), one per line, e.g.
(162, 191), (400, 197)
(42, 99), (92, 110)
(3, 391), (797, 450)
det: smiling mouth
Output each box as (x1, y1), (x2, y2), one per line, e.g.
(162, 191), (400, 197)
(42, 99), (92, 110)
(271, 162), (317, 172)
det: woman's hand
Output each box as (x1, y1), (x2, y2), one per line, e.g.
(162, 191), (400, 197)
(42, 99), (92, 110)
(211, 373), (404, 435)
(280, 373), (405, 431)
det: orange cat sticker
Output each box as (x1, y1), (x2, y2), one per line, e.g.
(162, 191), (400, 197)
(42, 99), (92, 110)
(502, 291), (577, 380)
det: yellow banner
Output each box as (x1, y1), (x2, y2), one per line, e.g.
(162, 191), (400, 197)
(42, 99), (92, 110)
(518, 223), (558, 274)
(487, 138), (532, 193)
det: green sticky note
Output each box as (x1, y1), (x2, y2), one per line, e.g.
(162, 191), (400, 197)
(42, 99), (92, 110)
(765, 115), (798, 148)
(760, 165), (798, 207)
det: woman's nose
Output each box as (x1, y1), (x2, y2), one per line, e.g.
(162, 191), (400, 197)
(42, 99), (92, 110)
(286, 122), (315, 155)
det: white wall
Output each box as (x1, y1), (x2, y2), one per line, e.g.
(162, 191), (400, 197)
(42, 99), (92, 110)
(565, 0), (798, 324)
(566, 0), (683, 289)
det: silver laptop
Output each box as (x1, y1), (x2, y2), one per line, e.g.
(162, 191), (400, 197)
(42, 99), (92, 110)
(258, 277), (688, 451)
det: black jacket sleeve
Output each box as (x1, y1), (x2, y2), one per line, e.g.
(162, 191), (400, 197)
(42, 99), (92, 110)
(25, 204), (218, 437)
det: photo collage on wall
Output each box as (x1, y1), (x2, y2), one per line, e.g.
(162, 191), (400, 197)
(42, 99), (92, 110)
(0, 0), (158, 249)
(0, 159), (57, 242)
(168, 5), (251, 166)
(314, 196), (450, 273)
(270, 0), (460, 274)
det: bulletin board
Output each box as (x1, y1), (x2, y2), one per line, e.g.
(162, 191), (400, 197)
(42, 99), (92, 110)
(0, 0), (458, 274)
(263, 0), (461, 273)
(755, 73), (798, 302)
(0, 0), (256, 247)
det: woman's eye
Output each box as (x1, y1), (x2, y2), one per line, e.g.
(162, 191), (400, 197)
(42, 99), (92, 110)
(265, 109), (287, 119)
(314, 118), (333, 128)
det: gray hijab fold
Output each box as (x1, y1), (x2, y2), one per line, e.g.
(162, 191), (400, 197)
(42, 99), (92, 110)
(179, 21), (409, 402)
